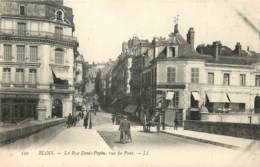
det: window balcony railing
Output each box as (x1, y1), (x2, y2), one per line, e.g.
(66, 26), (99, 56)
(0, 82), (38, 89)
(0, 29), (77, 42)
(50, 84), (70, 90)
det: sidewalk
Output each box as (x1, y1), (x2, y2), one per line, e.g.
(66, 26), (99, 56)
(40, 123), (112, 151)
(162, 127), (258, 149)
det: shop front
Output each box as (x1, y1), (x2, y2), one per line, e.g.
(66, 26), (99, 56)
(0, 94), (38, 123)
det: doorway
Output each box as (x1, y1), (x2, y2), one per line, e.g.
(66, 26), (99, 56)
(52, 99), (63, 118)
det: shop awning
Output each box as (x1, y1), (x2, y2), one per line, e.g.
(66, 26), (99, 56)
(124, 105), (137, 113)
(166, 91), (174, 100)
(51, 69), (68, 85)
(227, 93), (246, 103)
(191, 92), (200, 101)
(206, 92), (229, 103)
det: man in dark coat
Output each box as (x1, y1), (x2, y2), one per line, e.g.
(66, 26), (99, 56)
(67, 113), (73, 128)
(119, 116), (131, 144)
(84, 111), (89, 129)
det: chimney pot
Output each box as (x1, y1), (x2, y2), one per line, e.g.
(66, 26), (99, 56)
(174, 24), (179, 34)
(212, 41), (221, 60)
(235, 42), (242, 56)
(187, 27), (195, 49)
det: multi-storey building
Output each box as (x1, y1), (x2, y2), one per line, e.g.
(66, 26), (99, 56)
(142, 24), (260, 125)
(73, 50), (84, 114)
(111, 37), (150, 102)
(0, 0), (78, 123)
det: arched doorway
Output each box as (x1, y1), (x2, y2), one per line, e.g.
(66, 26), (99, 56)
(254, 96), (260, 113)
(52, 99), (63, 118)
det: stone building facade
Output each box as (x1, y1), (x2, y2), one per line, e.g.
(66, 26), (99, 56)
(0, 0), (78, 122)
(73, 51), (84, 114)
(141, 24), (260, 125)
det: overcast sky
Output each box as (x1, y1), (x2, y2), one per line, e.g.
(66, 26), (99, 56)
(64, 0), (260, 63)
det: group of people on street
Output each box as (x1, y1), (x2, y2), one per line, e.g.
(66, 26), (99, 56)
(67, 113), (80, 128)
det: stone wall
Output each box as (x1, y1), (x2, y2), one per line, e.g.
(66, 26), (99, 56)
(0, 118), (65, 145)
(184, 120), (260, 140)
(201, 113), (260, 124)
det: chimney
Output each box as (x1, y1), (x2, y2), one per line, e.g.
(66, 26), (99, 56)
(152, 37), (158, 59)
(212, 41), (221, 60)
(187, 27), (195, 49)
(234, 42), (242, 56)
(174, 24), (179, 34)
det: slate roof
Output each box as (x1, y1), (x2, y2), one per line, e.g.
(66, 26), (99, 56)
(156, 31), (260, 66)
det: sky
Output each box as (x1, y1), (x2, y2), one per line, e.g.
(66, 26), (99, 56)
(64, 0), (260, 63)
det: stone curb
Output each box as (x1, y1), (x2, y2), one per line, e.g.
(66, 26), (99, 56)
(161, 131), (240, 150)
(0, 119), (66, 146)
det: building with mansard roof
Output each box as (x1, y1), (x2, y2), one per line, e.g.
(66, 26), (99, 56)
(140, 23), (260, 125)
(0, 0), (78, 123)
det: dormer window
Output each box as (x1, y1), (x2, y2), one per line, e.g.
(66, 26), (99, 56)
(56, 10), (64, 21)
(167, 46), (178, 57)
(20, 5), (25, 15)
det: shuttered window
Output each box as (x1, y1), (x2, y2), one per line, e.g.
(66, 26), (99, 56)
(4, 44), (12, 61)
(29, 69), (37, 84)
(2, 68), (11, 83)
(17, 45), (25, 62)
(30, 46), (38, 62)
(15, 69), (24, 84)
(55, 48), (64, 65)
(167, 67), (176, 83)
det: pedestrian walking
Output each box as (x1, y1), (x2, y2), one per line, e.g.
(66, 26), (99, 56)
(67, 113), (73, 128)
(119, 115), (131, 144)
(73, 115), (77, 126)
(83, 112), (89, 129)
(174, 117), (178, 130)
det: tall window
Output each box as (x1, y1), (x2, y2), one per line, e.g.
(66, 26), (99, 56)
(255, 75), (260, 86)
(191, 68), (199, 83)
(20, 5), (25, 15)
(167, 67), (176, 83)
(208, 72), (214, 85)
(17, 45), (25, 62)
(240, 74), (246, 86)
(2, 68), (11, 83)
(30, 46), (38, 62)
(4, 44), (12, 61)
(223, 73), (230, 86)
(29, 69), (37, 84)
(55, 26), (63, 39)
(15, 69), (24, 84)
(55, 48), (64, 65)
(17, 23), (26, 36)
